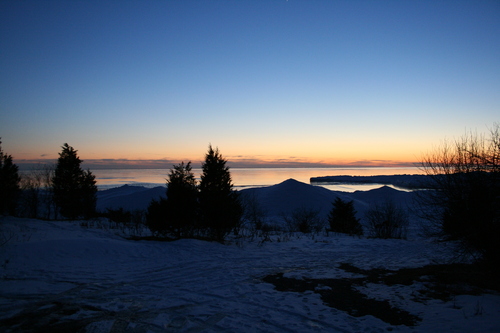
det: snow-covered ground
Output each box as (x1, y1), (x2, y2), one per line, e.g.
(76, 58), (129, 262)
(1, 179), (499, 332)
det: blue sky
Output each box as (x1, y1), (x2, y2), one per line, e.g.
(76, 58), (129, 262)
(1, 0), (499, 168)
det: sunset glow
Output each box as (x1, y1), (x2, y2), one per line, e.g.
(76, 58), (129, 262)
(1, 1), (498, 169)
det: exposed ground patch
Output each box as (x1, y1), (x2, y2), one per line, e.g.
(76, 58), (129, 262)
(263, 262), (500, 327)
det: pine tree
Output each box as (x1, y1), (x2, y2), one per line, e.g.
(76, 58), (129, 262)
(199, 145), (242, 242)
(0, 139), (21, 215)
(328, 197), (363, 236)
(52, 143), (97, 219)
(146, 162), (198, 238)
(165, 161), (198, 238)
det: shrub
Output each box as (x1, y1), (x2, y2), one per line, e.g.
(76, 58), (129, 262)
(146, 198), (169, 237)
(365, 201), (409, 239)
(241, 191), (266, 231)
(103, 207), (132, 223)
(283, 207), (323, 233)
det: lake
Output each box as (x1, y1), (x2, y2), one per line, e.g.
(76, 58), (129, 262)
(93, 167), (425, 192)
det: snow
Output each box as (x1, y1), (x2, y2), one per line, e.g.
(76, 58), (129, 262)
(241, 179), (419, 236)
(1, 179), (499, 332)
(96, 185), (166, 212)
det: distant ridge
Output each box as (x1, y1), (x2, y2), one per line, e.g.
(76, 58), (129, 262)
(310, 174), (430, 189)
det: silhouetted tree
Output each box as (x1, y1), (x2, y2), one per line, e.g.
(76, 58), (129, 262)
(328, 197), (363, 236)
(0, 139), (21, 215)
(52, 143), (97, 219)
(419, 124), (500, 267)
(199, 145), (242, 242)
(145, 162), (198, 238)
(165, 161), (198, 238)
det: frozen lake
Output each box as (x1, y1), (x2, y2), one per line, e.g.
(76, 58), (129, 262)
(92, 167), (424, 191)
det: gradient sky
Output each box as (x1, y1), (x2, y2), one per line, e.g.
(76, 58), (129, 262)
(1, 0), (499, 168)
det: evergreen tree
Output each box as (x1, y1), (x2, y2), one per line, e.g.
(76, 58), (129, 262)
(146, 162), (198, 238)
(0, 139), (21, 215)
(52, 143), (97, 219)
(328, 197), (363, 236)
(165, 161), (198, 237)
(199, 145), (242, 242)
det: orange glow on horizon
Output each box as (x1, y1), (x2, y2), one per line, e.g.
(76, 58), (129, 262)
(11, 138), (426, 169)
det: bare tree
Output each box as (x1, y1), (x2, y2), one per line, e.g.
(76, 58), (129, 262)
(241, 191), (266, 231)
(418, 123), (500, 266)
(19, 168), (43, 218)
(19, 164), (56, 219)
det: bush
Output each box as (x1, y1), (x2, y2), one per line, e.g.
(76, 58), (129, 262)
(328, 197), (363, 236)
(146, 198), (169, 237)
(103, 207), (132, 223)
(365, 201), (409, 239)
(283, 207), (323, 233)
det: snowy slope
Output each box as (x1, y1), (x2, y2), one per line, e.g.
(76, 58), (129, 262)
(239, 179), (413, 225)
(1, 217), (499, 332)
(240, 179), (350, 219)
(96, 179), (412, 221)
(96, 179), (421, 237)
(96, 185), (166, 212)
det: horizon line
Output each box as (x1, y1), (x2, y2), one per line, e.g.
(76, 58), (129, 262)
(15, 158), (420, 170)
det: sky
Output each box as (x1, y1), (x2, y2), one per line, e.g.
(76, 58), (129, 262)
(1, 0), (499, 169)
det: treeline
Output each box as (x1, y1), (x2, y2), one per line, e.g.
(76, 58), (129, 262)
(146, 145), (242, 243)
(0, 141), (97, 220)
(0, 141), (243, 243)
